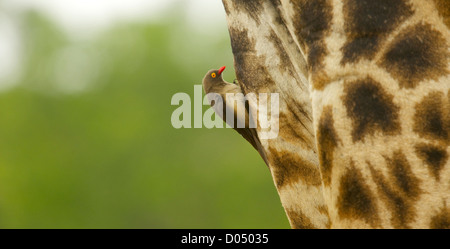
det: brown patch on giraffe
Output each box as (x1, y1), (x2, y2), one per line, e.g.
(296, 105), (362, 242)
(337, 162), (380, 228)
(379, 23), (449, 89)
(413, 91), (449, 143)
(270, 0), (287, 28)
(370, 169), (411, 229)
(430, 204), (450, 229)
(291, 0), (332, 78)
(385, 152), (422, 198)
(228, 28), (255, 58)
(415, 143), (448, 181)
(316, 106), (340, 186)
(268, 29), (296, 75)
(229, 0), (265, 25)
(268, 0), (282, 7)
(311, 72), (331, 91)
(267, 146), (322, 188)
(285, 208), (317, 229)
(317, 205), (332, 228)
(317, 205), (329, 216)
(228, 28), (276, 91)
(341, 0), (413, 64)
(369, 151), (422, 228)
(278, 111), (308, 145)
(343, 77), (400, 142)
(279, 105), (315, 151)
(432, 0), (450, 28)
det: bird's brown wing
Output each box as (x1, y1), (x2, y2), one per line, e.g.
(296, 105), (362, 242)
(224, 91), (269, 166)
(206, 80), (269, 165)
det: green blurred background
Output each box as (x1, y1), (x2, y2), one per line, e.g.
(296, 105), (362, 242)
(0, 0), (288, 228)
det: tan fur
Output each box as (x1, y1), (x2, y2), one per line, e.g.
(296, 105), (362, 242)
(218, 0), (450, 228)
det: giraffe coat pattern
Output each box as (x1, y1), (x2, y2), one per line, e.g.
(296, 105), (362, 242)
(213, 0), (450, 228)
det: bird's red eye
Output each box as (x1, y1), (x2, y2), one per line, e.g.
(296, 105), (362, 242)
(211, 73), (216, 78)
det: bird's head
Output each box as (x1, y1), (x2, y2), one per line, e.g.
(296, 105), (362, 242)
(202, 66), (226, 92)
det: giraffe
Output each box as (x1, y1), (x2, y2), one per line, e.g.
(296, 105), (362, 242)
(211, 0), (450, 228)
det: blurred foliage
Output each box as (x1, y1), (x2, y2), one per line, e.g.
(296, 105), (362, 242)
(0, 7), (289, 228)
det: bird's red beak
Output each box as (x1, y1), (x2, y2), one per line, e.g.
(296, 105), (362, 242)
(218, 66), (226, 75)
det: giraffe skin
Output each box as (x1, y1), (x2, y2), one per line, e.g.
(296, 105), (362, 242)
(217, 0), (450, 228)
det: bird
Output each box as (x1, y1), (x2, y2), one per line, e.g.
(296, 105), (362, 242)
(202, 66), (268, 165)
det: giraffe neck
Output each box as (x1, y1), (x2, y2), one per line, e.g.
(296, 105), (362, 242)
(296, 0), (450, 228)
(223, 0), (450, 228)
